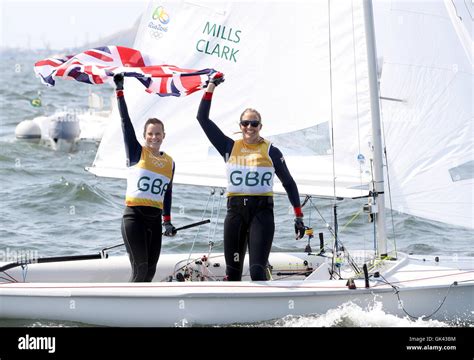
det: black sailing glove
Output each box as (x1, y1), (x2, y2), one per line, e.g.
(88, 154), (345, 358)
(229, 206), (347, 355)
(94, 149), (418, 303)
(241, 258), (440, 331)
(294, 217), (306, 240)
(163, 221), (177, 237)
(209, 71), (225, 86)
(113, 74), (124, 90)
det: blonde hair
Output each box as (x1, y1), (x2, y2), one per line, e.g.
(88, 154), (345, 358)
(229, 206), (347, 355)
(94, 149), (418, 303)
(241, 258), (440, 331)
(240, 108), (262, 122)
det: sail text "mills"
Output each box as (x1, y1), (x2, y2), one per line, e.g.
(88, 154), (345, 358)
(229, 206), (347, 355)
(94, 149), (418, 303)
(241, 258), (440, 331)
(196, 22), (241, 62)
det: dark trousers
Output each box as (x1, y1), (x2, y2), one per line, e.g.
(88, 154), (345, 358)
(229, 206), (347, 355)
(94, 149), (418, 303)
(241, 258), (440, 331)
(121, 206), (162, 282)
(224, 196), (274, 281)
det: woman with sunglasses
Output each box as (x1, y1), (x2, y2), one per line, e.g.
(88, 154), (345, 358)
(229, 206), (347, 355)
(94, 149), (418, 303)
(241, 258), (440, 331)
(196, 73), (306, 281)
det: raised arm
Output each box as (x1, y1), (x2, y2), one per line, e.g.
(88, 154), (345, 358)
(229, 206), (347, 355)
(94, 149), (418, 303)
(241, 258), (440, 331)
(196, 79), (234, 159)
(114, 74), (142, 166)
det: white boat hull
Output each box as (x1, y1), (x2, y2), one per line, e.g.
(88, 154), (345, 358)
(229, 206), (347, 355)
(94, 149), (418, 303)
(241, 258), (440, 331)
(1, 252), (472, 326)
(1, 280), (472, 327)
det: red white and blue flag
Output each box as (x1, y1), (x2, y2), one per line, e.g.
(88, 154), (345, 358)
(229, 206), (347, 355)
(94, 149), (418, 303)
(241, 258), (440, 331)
(34, 46), (216, 97)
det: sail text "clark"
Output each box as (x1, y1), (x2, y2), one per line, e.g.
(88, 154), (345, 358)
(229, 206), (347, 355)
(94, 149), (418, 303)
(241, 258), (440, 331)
(196, 22), (241, 62)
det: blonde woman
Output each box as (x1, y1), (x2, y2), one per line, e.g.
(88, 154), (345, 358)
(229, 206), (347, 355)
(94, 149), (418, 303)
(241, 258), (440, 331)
(196, 73), (305, 281)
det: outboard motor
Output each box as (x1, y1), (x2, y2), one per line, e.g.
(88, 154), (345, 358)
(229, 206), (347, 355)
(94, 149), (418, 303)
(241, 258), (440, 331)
(48, 112), (81, 143)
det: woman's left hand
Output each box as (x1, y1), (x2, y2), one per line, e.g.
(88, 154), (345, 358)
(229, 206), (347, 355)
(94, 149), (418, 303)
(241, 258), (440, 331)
(163, 221), (177, 237)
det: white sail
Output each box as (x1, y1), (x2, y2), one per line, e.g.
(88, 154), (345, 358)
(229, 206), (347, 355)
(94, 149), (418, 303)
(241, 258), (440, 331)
(88, 0), (373, 199)
(379, 0), (473, 228)
(88, 0), (472, 227)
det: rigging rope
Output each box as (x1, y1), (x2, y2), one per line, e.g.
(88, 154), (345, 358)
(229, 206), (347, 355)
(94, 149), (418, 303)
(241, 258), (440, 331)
(210, 188), (225, 244)
(174, 188), (227, 281)
(185, 188), (216, 267)
(326, 0), (340, 280)
(350, 0), (367, 201)
(307, 197), (361, 275)
(379, 87), (398, 257)
(375, 274), (472, 320)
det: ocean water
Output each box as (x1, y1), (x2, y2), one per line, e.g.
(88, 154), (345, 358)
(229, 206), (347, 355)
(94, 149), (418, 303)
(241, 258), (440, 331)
(0, 50), (472, 328)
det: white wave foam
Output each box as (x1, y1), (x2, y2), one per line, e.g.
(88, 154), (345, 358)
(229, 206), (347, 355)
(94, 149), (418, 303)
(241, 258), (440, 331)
(271, 301), (449, 327)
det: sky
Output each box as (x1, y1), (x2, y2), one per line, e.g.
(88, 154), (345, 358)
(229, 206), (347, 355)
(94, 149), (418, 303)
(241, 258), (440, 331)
(0, 0), (148, 50)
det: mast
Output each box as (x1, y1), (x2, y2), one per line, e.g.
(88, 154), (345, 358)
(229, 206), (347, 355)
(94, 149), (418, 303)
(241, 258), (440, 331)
(363, 0), (387, 257)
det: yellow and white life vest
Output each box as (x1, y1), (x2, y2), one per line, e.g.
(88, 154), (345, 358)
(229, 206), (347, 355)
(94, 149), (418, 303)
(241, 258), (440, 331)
(125, 147), (173, 208)
(226, 139), (274, 196)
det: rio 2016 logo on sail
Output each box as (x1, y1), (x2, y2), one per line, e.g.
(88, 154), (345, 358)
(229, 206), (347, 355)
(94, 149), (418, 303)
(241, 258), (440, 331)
(148, 6), (170, 40)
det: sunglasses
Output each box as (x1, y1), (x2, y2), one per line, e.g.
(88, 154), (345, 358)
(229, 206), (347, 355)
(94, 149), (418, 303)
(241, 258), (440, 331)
(240, 120), (261, 128)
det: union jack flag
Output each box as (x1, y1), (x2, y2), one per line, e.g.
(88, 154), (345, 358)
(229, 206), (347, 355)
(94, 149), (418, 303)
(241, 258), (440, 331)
(34, 46), (216, 97)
